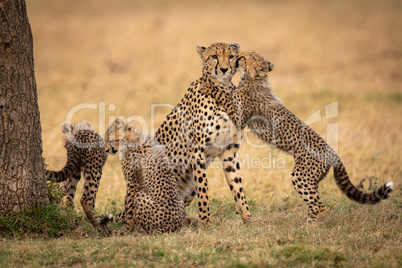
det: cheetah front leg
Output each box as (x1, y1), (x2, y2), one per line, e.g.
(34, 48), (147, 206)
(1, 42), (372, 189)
(191, 148), (211, 225)
(219, 144), (251, 223)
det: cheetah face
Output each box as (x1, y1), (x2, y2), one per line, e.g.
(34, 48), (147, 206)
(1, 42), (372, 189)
(105, 118), (142, 155)
(236, 51), (274, 80)
(105, 119), (126, 155)
(196, 42), (240, 82)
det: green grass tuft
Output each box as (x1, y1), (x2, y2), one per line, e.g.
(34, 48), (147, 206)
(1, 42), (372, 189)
(271, 244), (346, 267)
(0, 203), (83, 238)
(0, 178), (84, 238)
(47, 178), (66, 206)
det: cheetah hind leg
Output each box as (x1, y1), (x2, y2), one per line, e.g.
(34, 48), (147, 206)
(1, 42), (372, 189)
(291, 174), (325, 223)
(124, 191), (150, 234)
(80, 172), (110, 235)
(128, 191), (180, 234)
(64, 169), (81, 207)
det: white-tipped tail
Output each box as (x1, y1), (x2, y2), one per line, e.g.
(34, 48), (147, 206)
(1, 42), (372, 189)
(386, 181), (394, 191)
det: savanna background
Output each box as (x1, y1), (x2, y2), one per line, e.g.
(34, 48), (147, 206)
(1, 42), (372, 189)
(1, 0), (401, 266)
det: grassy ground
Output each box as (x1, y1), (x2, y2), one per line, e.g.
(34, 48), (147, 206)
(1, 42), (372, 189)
(1, 0), (401, 266)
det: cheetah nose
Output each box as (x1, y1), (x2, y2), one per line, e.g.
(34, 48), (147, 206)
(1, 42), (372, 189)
(220, 68), (228, 74)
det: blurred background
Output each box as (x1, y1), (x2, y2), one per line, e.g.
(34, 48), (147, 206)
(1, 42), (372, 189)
(27, 0), (401, 212)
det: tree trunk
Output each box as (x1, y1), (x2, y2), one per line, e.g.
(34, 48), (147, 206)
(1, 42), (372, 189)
(0, 0), (49, 213)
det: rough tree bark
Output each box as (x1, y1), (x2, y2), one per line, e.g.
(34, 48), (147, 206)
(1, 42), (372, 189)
(0, 0), (49, 213)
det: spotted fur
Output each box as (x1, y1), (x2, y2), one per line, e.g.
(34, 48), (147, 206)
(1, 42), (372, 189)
(45, 122), (108, 232)
(101, 119), (186, 234)
(204, 51), (394, 221)
(153, 42), (251, 225)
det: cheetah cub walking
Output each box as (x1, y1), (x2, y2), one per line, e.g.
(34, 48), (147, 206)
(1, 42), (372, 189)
(46, 122), (107, 232)
(204, 51), (394, 222)
(101, 119), (186, 234)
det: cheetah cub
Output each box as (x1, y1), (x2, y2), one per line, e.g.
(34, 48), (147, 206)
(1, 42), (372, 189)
(46, 122), (108, 233)
(101, 119), (186, 234)
(203, 51), (394, 222)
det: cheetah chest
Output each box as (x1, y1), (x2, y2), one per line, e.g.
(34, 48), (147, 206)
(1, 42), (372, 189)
(204, 113), (240, 164)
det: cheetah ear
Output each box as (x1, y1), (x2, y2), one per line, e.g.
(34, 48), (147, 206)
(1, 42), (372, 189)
(60, 122), (72, 134)
(112, 118), (123, 126)
(235, 56), (246, 68)
(124, 118), (134, 131)
(83, 121), (92, 129)
(267, 61), (275, 72)
(125, 118), (134, 125)
(196, 46), (206, 57)
(230, 43), (240, 50)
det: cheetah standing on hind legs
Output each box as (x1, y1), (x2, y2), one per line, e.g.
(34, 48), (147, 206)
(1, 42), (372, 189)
(101, 119), (186, 234)
(45, 122), (109, 233)
(202, 51), (394, 222)
(153, 42), (251, 225)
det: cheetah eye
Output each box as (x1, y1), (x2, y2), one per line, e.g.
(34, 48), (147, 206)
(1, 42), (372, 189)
(229, 55), (234, 59)
(211, 55), (218, 59)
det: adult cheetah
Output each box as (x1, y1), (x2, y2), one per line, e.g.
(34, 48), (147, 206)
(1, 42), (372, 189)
(153, 42), (251, 225)
(203, 51), (394, 222)
(46, 122), (108, 232)
(101, 119), (186, 234)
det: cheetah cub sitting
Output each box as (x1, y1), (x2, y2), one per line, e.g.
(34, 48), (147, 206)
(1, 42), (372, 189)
(46, 122), (108, 233)
(203, 51), (394, 222)
(101, 119), (186, 234)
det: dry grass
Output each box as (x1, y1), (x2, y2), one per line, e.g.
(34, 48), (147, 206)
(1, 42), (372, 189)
(1, 0), (401, 266)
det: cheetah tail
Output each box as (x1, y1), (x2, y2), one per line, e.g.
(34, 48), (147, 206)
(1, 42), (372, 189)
(100, 214), (114, 227)
(333, 160), (394, 204)
(45, 157), (79, 182)
(100, 211), (126, 227)
(45, 168), (71, 182)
